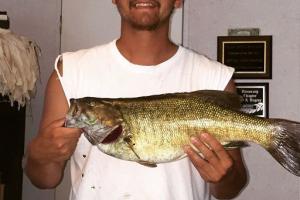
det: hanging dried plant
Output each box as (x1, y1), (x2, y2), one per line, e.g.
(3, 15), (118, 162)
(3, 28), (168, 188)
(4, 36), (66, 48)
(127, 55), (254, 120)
(0, 28), (41, 108)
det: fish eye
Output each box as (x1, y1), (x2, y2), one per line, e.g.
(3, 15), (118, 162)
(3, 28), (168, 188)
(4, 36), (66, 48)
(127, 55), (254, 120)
(85, 110), (95, 119)
(89, 101), (96, 106)
(71, 103), (79, 116)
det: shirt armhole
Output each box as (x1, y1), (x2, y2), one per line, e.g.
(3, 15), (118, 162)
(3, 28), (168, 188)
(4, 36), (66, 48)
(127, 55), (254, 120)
(54, 55), (71, 106)
(54, 55), (63, 77)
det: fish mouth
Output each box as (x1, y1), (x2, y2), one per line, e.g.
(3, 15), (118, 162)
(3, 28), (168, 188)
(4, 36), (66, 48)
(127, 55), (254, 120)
(81, 124), (122, 145)
(66, 113), (123, 145)
(101, 125), (123, 144)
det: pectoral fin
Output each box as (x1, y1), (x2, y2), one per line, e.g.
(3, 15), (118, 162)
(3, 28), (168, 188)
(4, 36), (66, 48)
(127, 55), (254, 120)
(123, 136), (158, 168)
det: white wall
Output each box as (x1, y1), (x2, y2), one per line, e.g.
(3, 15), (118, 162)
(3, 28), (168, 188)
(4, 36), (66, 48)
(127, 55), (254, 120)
(0, 0), (61, 200)
(184, 0), (300, 199)
(61, 0), (182, 52)
(1, 0), (299, 199)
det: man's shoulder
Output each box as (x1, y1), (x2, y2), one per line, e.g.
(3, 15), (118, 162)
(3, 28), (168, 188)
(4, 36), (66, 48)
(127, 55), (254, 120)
(58, 40), (115, 71)
(181, 46), (234, 71)
(181, 46), (216, 65)
(62, 40), (114, 60)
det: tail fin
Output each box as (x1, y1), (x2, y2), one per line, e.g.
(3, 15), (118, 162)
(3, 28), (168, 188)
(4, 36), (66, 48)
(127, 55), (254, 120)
(268, 119), (300, 176)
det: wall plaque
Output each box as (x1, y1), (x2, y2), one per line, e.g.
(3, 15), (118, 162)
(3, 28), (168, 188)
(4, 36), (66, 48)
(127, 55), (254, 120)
(235, 82), (269, 118)
(218, 36), (272, 79)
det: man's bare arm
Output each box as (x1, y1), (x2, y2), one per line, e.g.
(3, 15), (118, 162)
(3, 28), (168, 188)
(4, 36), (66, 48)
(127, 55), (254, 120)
(185, 79), (248, 199)
(25, 62), (82, 188)
(209, 79), (248, 199)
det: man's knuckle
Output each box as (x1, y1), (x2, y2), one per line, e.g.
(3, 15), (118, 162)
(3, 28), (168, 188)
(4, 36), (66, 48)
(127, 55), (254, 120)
(224, 159), (233, 168)
(54, 140), (64, 149)
(214, 174), (223, 182)
(205, 151), (215, 160)
(210, 177), (219, 184)
(196, 162), (205, 169)
(48, 129), (59, 139)
(219, 169), (226, 177)
(214, 146), (224, 153)
(193, 158), (206, 170)
(60, 147), (70, 156)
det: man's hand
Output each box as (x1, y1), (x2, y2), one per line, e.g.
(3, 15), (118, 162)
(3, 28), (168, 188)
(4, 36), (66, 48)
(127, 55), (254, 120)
(184, 132), (233, 183)
(25, 117), (82, 188)
(28, 118), (82, 165)
(184, 132), (247, 199)
(25, 67), (84, 189)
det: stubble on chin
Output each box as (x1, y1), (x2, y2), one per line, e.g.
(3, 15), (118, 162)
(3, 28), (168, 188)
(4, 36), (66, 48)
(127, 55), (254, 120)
(127, 9), (174, 31)
(117, 1), (174, 31)
(129, 14), (160, 31)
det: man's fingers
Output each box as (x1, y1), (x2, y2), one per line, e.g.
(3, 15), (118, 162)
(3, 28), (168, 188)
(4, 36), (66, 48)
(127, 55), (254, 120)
(190, 136), (219, 166)
(56, 117), (83, 138)
(184, 145), (224, 182)
(184, 145), (209, 170)
(184, 133), (235, 183)
(199, 133), (231, 161)
(48, 117), (66, 128)
(59, 127), (83, 138)
(190, 135), (228, 177)
(44, 118), (82, 138)
(199, 133), (233, 171)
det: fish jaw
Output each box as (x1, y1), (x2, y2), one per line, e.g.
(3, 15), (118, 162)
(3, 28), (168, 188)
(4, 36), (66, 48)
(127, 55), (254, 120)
(65, 113), (88, 129)
(65, 112), (122, 145)
(83, 124), (121, 145)
(66, 98), (126, 145)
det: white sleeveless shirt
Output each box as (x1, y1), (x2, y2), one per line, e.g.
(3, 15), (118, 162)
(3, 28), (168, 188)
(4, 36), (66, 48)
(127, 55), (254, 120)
(55, 40), (234, 200)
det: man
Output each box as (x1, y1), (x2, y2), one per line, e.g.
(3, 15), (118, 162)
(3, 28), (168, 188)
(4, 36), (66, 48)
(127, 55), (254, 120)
(25, 0), (247, 199)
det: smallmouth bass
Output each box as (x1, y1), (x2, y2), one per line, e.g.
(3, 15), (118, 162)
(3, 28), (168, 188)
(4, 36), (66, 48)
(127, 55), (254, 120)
(65, 90), (300, 176)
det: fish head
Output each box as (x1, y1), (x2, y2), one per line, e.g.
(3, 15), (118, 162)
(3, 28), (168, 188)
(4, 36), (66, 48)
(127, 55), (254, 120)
(65, 98), (124, 145)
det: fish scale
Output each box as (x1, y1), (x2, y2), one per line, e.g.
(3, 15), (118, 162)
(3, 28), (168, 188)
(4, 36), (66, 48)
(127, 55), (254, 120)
(66, 90), (300, 176)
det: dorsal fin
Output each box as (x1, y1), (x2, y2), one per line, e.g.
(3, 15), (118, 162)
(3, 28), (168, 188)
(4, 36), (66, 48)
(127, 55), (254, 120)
(188, 90), (242, 110)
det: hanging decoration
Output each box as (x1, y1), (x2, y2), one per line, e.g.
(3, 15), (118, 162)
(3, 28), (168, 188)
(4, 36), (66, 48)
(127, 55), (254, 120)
(0, 19), (41, 108)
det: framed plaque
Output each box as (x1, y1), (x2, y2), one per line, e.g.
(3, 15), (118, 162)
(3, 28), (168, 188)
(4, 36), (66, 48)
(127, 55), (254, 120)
(218, 36), (272, 79)
(235, 82), (269, 118)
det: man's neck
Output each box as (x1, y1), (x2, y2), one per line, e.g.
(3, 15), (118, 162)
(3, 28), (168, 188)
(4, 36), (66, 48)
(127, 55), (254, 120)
(116, 23), (178, 66)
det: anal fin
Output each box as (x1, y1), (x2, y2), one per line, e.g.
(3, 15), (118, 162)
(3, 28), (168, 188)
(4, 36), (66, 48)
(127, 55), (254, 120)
(222, 141), (249, 149)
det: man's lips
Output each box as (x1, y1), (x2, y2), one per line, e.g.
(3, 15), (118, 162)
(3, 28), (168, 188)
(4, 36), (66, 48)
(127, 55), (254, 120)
(129, 0), (160, 9)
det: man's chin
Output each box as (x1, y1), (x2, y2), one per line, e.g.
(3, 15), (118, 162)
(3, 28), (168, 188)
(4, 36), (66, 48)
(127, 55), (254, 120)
(130, 22), (159, 31)
(128, 15), (160, 30)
